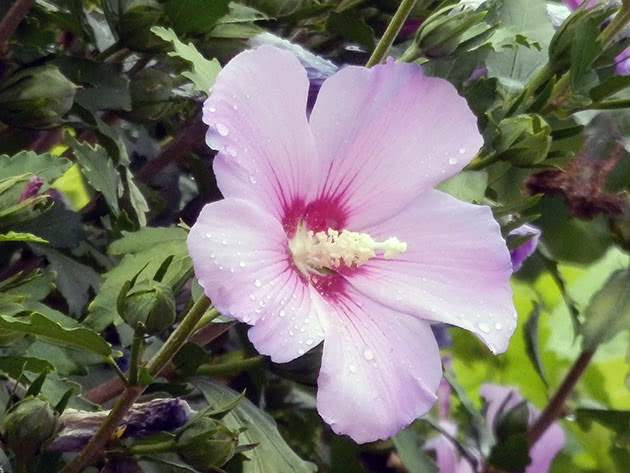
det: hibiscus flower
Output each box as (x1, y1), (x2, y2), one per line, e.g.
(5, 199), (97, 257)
(187, 45), (516, 443)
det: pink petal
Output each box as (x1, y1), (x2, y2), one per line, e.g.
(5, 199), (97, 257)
(347, 189), (515, 354)
(309, 59), (483, 229)
(316, 285), (441, 443)
(187, 198), (327, 363)
(203, 46), (319, 221)
(424, 421), (459, 473)
(480, 384), (564, 473)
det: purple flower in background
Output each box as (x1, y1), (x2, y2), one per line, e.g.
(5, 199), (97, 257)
(481, 384), (565, 473)
(425, 384), (564, 473)
(560, 0), (630, 74)
(188, 45), (516, 443)
(509, 223), (541, 272)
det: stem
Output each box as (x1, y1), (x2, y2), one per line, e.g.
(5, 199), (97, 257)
(0, 0), (34, 47)
(526, 350), (595, 445)
(59, 385), (144, 473)
(127, 439), (178, 455)
(598, 5), (630, 47)
(366, 0), (419, 67)
(127, 325), (145, 386)
(193, 306), (219, 332)
(106, 357), (129, 387)
(195, 356), (264, 377)
(60, 296), (212, 473)
(145, 295), (212, 376)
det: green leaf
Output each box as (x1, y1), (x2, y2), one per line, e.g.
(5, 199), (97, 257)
(32, 245), (101, 316)
(589, 74), (630, 101)
(393, 427), (439, 473)
(151, 26), (221, 94)
(0, 151), (71, 182)
(488, 434), (531, 472)
(576, 407), (630, 435)
(66, 134), (122, 215)
(485, 0), (554, 89)
(570, 13), (603, 95)
(14, 202), (83, 248)
(435, 170), (488, 202)
(0, 356), (55, 378)
(326, 12), (375, 49)
(109, 226), (189, 254)
(581, 269), (630, 351)
(0, 231), (47, 243)
(85, 227), (191, 331)
(164, 0), (230, 34)
(523, 303), (548, 387)
(193, 378), (317, 473)
(0, 312), (111, 357)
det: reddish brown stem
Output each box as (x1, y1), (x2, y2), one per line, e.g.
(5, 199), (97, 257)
(527, 350), (594, 445)
(0, 0), (34, 49)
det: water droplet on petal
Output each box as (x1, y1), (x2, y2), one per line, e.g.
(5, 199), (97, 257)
(254, 279), (262, 287)
(298, 348), (305, 355)
(239, 261), (246, 268)
(232, 104), (238, 110)
(448, 157), (458, 165)
(478, 322), (490, 333)
(206, 232), (212, 238)
(249, 175), (257, 184)
(495, 322), (503, 330)
(306, 339), (313, 345)
(459, 147), (466, 154)
(349, 365), (357, 373)
(363, 349), (374, 361)
(249, 294), (256, 301)
(208, 106), (216, 112)
(279, 310), (286, 317)
(221, 240), (227, 245)
(216, 123), (229, 136)
(226, 146), (237, 157)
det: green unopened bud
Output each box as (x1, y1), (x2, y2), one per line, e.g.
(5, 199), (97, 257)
(177, 418), (238, 470)
(117, 0), (166, 52)
(1, 396), (57, 457)
(119, 280), (176, 333)
(494, 114), (552, 166)
(415, 7), (488, 58)
(0, 65), (76, 128)
(548, 3), (613, 72)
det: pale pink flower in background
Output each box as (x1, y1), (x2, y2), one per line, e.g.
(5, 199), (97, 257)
(480, 384), (565, 473)
(187, 45), (516, 443)
(426, 384), (565, 473)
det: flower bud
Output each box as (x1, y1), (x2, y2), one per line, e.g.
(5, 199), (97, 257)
(0, 65), (76, 128)
(1, 397), (57, 457)
(548, 3), (612, 72)
(494, 114), (552, 166)
(177, 418), (238, 470)
(415, 7), (488, 57)
(118, 280), (176, 334)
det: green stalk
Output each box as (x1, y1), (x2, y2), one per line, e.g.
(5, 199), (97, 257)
(60, 295), (214, 473)
(366, 0), (419, 67)
(195, 356), (264, 377)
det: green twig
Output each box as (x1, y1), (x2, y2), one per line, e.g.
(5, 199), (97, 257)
(106, 357), (129, 387)
(60, 295), (214, 473)
(195, 356), (264, 377)
(127, 324), (145, 386)
(366, 0), (419, 67)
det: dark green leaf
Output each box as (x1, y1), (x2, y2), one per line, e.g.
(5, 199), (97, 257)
(326, 12), (375, 49)
(164, 0), (230, 34)
(0, 312), (112, 357)
(582, 269), (630, 351)
(488, 434), (531, 473)
(66, 134), (122, 216)
(570, 14), (603, 95)
(590, 74), (630, 101)
(393, 427), (439, 473)
(0, 151), (71, 181)
(0, 356), (55, 378)
(576, 408), (630, 435)
(523, 303), (548, 387)
(193, 378), (317, 473)
(151, 26), (221, 93)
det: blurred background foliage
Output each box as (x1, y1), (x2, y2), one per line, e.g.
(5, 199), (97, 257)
(0, 0), (629, 472)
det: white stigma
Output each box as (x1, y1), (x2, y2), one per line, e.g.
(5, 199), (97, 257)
(288, 223), (407, 276)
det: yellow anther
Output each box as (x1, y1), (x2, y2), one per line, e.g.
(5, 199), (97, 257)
(289, 223), (407, 276)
